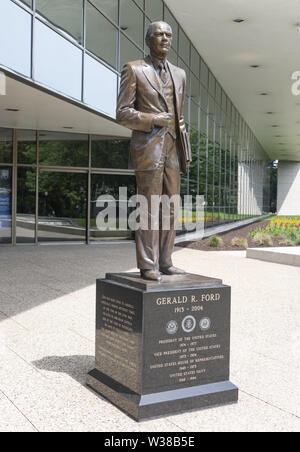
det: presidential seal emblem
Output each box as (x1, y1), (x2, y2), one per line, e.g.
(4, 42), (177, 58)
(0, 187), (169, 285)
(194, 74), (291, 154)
(200, 317), (211, 331)
(166, 320), (178, 335)
(182, 315), (196, 333)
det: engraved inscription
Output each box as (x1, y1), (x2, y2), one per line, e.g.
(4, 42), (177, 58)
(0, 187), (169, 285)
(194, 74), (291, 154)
(144, 287), (230, 391)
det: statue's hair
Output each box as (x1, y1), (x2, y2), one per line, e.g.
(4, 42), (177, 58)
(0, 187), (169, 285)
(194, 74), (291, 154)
(145, 21), (172, 47)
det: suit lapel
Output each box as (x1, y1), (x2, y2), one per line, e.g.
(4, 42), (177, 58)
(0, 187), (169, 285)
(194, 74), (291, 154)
(142, 56), (165, 100)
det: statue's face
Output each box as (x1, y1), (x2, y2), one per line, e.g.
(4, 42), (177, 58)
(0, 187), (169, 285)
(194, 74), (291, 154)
(148, 22), (172, 59)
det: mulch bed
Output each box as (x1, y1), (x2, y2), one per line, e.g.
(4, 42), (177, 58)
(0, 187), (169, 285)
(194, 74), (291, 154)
(176, 219), (290, 251)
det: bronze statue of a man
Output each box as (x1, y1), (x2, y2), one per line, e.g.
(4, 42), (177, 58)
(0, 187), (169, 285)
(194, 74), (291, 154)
(116, 21), (192, 281)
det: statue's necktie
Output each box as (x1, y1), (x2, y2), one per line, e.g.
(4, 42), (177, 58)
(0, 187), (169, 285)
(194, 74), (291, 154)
(158, 62), (168, 85)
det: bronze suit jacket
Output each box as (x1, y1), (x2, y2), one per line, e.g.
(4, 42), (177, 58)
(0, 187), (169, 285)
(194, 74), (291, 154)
(116, 55), (192, 173)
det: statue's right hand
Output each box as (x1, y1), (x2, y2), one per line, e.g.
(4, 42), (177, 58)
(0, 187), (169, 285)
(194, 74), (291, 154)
(153, 113), (172, 128)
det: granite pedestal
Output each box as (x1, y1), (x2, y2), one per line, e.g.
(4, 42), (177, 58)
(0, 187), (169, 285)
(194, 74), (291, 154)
(87, 273), (238, 421)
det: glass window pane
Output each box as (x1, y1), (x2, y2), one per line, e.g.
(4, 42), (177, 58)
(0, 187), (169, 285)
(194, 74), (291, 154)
(190, 100), (199, 131)
(86, 3), (117, 68)
(38, 171), (87, 242)
(120, 34), (143, 69)
(209, 71), (215, 96)
(35, 20), (82, 100)
(90, 174), (136, 241)
(191, 73), (200, 102)
(89, 0), (118, 23)
(208, 95), (215, 116)
(164, 7), (178, 52)
(178, 58), (190, 96)
(0, 167), (12, 244)
(179, 27), (190, 64)
(84, 54), (118, 118)
(92, 137), (130, 169)
(200, 111), (207, 136)
(200, 60), (208, 88)
(184, 96), (189, 124)
(120, 0), (144, 48)
(216, 82), (222, 106)
(167, 47), (177, 66)
(189, 128), (199, 187)
(134, 0), (144, 10)
(200, 85), (208, 113)
(18, 130), (36, 165)
(36, 0), (83, 44)
(191, 45), (200, 76)
(0, 128), (13, 163)
(20, 0), (32, 7)
(39, 131), (89, 167)
(0, 1), (31, 77)
(17, 168), (36, 244)
(145, 0), (163, 21)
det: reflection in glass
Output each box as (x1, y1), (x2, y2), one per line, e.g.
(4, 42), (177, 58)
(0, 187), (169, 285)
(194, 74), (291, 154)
(89, 0), (118, 24)
(0, 128), (13, 164)
(92, 137), (130, 169)
(120, 0), (144, 48)
(17, 168), (36, 243)
(86, 2), (117, 68)
(39, 132), (88, 167)
(38, 171), (87, 242)
(36, 0), (83, 43)
(120, 34), (143, 69)
(0, 168), (12, 244)
(18, 130), (36, 165)
(90, 174), (136, 241)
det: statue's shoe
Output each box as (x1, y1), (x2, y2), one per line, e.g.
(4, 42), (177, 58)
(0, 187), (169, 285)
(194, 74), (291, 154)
(140, 269), (162, 282)
(160, 266), (186, 275)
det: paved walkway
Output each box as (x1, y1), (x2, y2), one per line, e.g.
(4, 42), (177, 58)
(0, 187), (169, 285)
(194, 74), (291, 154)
(0, 244), (299, 432)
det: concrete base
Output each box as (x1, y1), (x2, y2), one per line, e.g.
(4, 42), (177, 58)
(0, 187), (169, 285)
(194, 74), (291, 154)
(87, 369), (238, 421)
(247, 247), (300, 267)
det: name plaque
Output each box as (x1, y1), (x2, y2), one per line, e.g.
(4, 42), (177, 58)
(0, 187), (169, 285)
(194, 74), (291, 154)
(143, 287), (230, 393)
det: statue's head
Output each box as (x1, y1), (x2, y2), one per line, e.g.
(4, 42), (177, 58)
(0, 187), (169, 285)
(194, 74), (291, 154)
(145, 21), (172, 59)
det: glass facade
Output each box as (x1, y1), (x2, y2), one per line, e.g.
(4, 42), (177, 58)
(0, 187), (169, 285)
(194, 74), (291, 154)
(1, 1), (273, 245)
(0, 127), (136, 244)
(0, 167), (12, 244)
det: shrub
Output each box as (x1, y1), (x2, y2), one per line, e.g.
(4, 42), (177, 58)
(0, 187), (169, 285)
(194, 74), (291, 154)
(281, 229), (300, 246)
(248, 228), (268, 239)
(231, 237), (248, 249)
(209, 235), (223, 248)
(252, 232), (273, 246)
